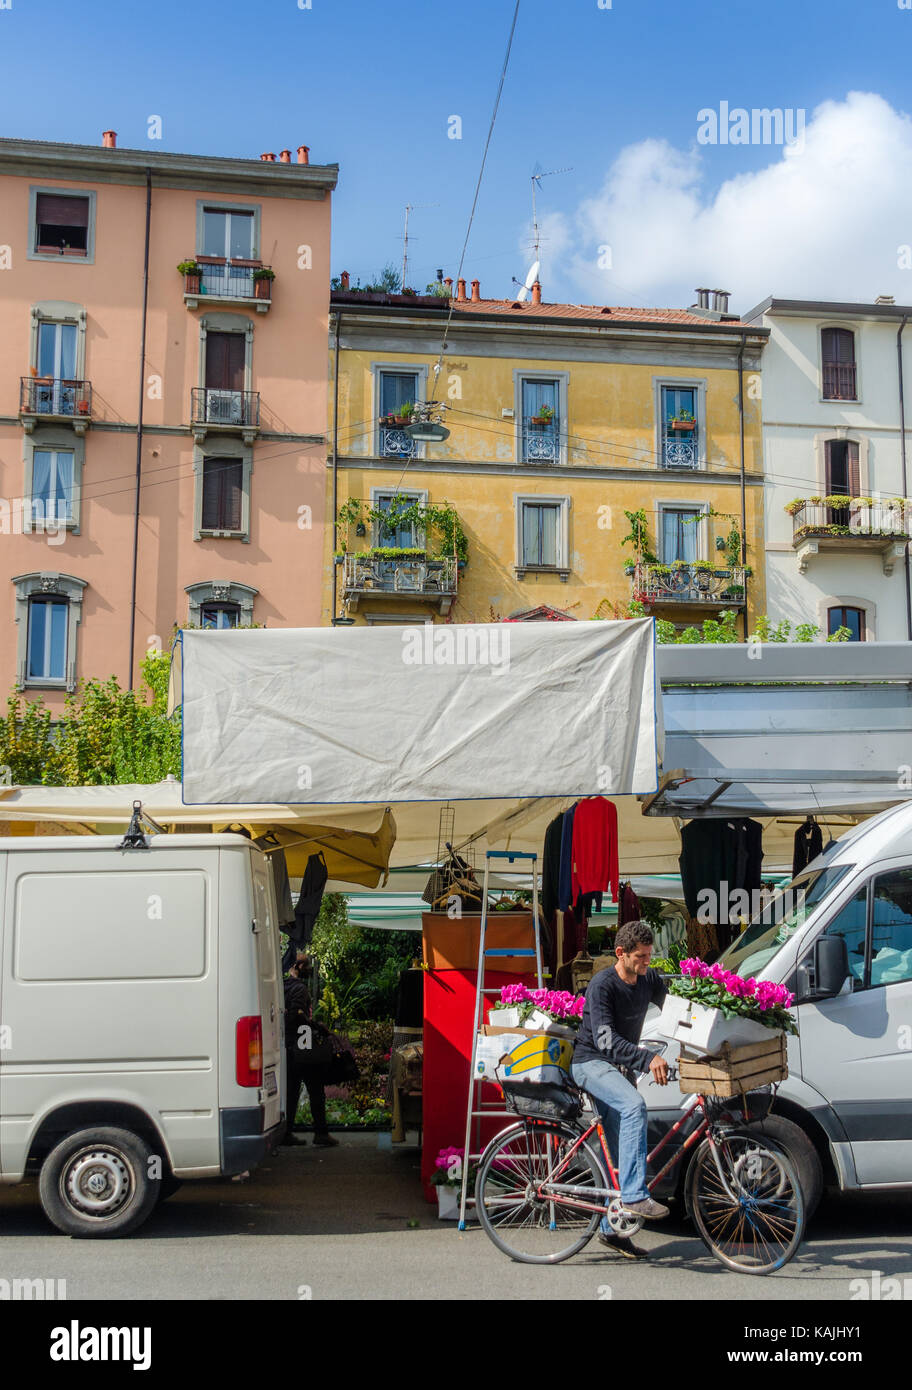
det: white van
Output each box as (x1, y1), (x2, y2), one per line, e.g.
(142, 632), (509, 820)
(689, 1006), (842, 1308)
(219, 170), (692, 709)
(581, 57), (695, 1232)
(0, 827), (285, 1237)
(642, 800), (912, 1212)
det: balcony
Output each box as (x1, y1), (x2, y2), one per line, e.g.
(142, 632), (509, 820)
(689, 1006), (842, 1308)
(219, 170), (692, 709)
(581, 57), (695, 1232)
(190, 387), (260, 444)
(822, 362), (857, 401)
(183, 259), (273, 313)
(521, 415), (561, 464)
(661, 421), (699, 470)
(378, 423), (417, 459)
(341, 553), (457, 614)
(20, 377), (92, 435)
(632, 562), (747, 608)
(790, 499), (908, 575)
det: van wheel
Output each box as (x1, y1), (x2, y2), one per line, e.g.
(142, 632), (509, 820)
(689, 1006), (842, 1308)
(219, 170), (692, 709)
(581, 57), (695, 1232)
(39, 1127), (160, 1238)
(749, 1115), (824, 1218)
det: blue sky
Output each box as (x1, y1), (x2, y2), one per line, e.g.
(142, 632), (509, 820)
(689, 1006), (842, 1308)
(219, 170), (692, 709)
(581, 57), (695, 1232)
(3, 0), (912, 310)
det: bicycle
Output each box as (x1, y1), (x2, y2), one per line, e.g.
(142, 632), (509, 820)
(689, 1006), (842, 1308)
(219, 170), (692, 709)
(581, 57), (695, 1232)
(473, 1062), (805, 1274)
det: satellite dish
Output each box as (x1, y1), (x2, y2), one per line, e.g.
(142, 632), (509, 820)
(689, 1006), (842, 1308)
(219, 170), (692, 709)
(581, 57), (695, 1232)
(516, 259), (540, 303)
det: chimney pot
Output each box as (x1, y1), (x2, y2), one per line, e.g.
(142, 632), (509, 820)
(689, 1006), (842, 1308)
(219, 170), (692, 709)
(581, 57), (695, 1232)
(695, 287), (710, 310)
(456, 278), (467, 302)
(712, 288), (731, 313)
(531, 280), (542, 305)
(444, 277), (453, 291)
(279, 149), (292, 163)
(470, 278), (480, 302)
(340, 271), (350, 290)
(260, 152), (276, 162)
(102, 130), (117, 149)
(297, 145), (310, 165)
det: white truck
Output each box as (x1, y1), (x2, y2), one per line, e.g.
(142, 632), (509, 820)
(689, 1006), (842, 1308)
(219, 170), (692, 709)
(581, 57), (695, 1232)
(0, 823), (285, 1237)
(641, 799), (912, 1212)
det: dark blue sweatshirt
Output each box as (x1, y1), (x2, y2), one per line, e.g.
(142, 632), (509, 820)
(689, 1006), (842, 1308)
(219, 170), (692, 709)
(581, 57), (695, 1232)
(573, 965), (668, 1073)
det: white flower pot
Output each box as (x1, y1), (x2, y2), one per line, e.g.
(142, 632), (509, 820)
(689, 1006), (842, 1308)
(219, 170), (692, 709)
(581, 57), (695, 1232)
(487, 1007), (522, 1028)
(522, 1008), (577, 1038)
(436, 1185), (460, 1220)
(658, 994), (775, 1056)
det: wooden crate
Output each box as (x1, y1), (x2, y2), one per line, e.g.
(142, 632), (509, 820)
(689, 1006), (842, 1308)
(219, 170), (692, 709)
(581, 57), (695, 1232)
(677, 1033), (788, 1097)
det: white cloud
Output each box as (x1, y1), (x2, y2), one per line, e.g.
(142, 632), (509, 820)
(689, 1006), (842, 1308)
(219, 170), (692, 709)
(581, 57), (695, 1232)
(547, 92), (912, 312)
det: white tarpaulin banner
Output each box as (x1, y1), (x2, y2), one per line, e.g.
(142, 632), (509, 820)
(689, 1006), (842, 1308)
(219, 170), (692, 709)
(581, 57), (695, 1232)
(176, 619), (659, 805)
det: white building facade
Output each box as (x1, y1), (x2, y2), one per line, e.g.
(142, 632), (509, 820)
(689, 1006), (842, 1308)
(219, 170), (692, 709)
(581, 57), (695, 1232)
(744, 297), (912, 641)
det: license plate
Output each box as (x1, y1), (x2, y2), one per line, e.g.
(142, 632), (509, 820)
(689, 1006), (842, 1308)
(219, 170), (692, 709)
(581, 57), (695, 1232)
(264, 1068), (278, 1098)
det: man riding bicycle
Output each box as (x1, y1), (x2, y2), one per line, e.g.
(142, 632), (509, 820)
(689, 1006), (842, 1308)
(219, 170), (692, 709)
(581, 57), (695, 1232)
(571, 920), (671, 1260)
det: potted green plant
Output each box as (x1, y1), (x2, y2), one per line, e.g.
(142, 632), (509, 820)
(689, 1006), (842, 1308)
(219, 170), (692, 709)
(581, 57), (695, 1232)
(178, 260), (202, 293)
(693, 559), (713, 592)
(670, 409), (695, 431)
(252, 266), (275, 300)
(391, 402), (414, 427)
(531, 403), (555, 426)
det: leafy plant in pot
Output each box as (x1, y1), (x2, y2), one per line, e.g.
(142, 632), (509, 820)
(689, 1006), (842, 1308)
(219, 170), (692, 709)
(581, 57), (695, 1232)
(252, 266), (275, 299)
(531, 403), (555, 426)
(178, 260), (202, 293)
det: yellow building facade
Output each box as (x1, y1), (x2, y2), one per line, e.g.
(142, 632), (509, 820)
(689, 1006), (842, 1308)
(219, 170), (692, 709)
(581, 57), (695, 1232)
(324, 289), (768, 630)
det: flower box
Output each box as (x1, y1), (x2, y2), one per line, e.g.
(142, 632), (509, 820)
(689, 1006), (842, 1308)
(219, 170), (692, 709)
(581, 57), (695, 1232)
(677, 1034), (789, 1097)
(658, 994), (774, 1056)
(522, 1008), (577, 1038)
(487, 1006), (522, 1028)
(436, 1185), (460, 1220)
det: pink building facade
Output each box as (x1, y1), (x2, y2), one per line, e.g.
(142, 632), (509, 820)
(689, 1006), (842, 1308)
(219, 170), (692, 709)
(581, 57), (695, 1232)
(0, 135), (337, 701)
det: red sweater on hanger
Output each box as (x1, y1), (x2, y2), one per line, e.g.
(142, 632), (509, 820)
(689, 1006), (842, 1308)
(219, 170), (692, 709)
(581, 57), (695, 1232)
(571, 797), (619, 904)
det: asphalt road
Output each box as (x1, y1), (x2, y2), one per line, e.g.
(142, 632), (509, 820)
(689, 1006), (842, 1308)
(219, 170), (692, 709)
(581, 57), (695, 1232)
(1, 1132), (909, 1301)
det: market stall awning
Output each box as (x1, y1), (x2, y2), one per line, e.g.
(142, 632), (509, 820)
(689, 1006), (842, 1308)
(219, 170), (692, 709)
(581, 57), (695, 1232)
(171, 619), (660, 805)
(0, 778), (395, 887)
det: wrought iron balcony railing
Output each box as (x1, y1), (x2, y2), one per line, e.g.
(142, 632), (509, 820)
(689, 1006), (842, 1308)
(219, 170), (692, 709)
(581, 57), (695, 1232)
(20, 376), (92, 422)
(341, 553), (457, 612)
(821, 361), (857, 400)
(191, 387), (260, 428)
(521, 415), (560, 463)
(379, 425), (417, 459)
(661, 427), (699, 469)
(632, 562), (747, 606)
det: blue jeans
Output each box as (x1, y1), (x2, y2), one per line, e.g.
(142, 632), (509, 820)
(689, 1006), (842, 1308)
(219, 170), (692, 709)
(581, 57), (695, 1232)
(571, 1056), (649, 1229)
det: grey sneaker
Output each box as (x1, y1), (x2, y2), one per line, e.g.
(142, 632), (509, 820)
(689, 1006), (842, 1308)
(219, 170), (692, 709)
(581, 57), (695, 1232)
(620, 1196), (669, 1221)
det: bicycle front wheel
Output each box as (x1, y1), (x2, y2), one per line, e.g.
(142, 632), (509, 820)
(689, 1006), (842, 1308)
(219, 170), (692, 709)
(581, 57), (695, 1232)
(474, 1120), (610, 1265)
(686, 1131), (805, 1274)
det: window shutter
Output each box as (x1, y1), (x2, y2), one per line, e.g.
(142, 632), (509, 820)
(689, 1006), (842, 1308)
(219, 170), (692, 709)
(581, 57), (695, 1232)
(202, 459), (243, 531)
(847, 441), (860, 496)
(36, 193), (89, 227)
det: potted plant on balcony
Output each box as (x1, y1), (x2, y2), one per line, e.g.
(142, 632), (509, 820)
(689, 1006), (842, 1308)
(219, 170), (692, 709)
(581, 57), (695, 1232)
(670, 409), (695, 431)
(252, 266), (275, 300)
(391, 402), (414, 427)
(693, 559), (713, 592)
(178, 260), (202, 294)
(531, 403), (555, 426)
(76, 397), (90, 417)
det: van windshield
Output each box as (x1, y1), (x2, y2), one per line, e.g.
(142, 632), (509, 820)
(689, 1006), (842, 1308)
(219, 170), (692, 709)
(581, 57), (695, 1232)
(719, 863), (853, 978)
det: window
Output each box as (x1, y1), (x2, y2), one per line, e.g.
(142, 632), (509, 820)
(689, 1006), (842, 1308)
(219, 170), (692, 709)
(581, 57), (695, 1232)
(515, 495), (570, 574)
(31, 449), (75, 524)
(185, 581), (257, 626)
(828, 606), (865, 641)
(201, 207), (255, 260)
(871, 869), (912, 987)
(37, 320), (78, 380)
(378, 372), (420, 458)
(824, 439), (859, 497)
(821, 327), (857, 400)
(520, 379), (560, 463)
(200, 603), (240, 629)
(12, 572), (87, 691)
(201, 458), (243, 532)
(659, 384), (701, 469)
(34, 193), (90, 256)
(661, 507), (701, 563)
(822, 886), (868, 986)
(28, 598), (68, 681)
(521, 502), (561, 566)
(372, 489), (425, 548)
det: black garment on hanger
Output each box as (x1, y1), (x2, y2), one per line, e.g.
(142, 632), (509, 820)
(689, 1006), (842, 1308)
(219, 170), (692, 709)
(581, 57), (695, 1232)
(793, 818), (823, 878)
(288, 851), (328, 946)
(679, 817), (764, 936)
(541, 812), (565, 921)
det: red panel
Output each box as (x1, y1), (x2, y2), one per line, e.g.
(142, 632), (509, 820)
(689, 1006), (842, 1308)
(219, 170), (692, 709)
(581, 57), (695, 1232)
(421, 967), (536, 1202)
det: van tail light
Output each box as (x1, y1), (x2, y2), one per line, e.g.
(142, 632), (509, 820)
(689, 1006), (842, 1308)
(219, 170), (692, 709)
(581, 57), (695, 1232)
(236, 1017), (263, 1087)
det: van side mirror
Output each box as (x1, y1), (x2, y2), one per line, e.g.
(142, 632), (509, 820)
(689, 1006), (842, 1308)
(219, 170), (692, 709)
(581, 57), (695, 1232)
(814, 935), (849, 998)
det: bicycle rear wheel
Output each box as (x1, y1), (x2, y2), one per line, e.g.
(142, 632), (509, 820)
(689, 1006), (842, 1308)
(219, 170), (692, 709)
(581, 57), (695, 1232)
(474, 1120), (610, 1264)
(686, 1130), (805, 1274)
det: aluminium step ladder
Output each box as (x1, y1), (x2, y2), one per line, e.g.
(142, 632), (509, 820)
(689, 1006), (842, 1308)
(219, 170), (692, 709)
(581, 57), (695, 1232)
(457, 849), (544, 1229)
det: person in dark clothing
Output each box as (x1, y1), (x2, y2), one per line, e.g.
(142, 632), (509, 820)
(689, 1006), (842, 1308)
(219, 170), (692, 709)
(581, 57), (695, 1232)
(282, 955), (339, 1148)
(571, 920), (670, 1259)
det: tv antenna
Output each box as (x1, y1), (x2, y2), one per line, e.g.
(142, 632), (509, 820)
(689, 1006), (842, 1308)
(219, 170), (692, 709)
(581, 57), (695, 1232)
(514, 164), (572, 301)
(401, 202), (440, 292)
